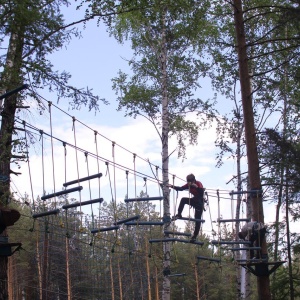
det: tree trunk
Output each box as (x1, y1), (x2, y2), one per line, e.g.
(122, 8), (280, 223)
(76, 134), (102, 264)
(110, 256), (115, 300)
(145, 239), (152, 300)
(195, 264), (200, 300)
(0, 25), (24, 300)
(160, 5), (171, 300)
(66, 237), (72, 300)
(231, 0), (271, 299)
(235, 114), (243, 299)
(42, 230), (49, 300)
(285, 182), (294, 299)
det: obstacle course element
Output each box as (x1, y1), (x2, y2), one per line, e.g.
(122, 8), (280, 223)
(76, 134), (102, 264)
(125, 196), (163, 202)
(62, 198), (103, 210)
(125, 221), (164, 226)
(63, 173), (102, 187)
(41, 186), (83, 200)
(211, 240), (251, 245)
(0, 84), (28, 100)
(237, 259), (286, 277)
(91, 226), (120, 234)
(229, 190), (262, 195)
(32, 209), (60, 219)
(217, 218), (250, 223)
(113, 215), (140, 225)
(149, 238), (204, 246)
(168, 273), (186, 277)
(0, 237), (22, 257)
(197, 256), (221, 263)
(164, 231), (191, 237)
(174, 216), (205, 223)
(229, 247), (261, 251)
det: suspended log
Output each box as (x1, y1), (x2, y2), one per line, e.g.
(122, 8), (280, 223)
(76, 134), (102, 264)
(62, 198), (103, 209)
(41, 186), (83, 200)
(125, 196), (163, 202)
(63, 173), (102, 187)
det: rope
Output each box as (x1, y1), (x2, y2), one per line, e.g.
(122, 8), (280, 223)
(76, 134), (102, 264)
(23, 121), (35, 211)
(71, 116), (82, 226)
(48, 102), (57, 209)
(112, 142), (117, 206)
(94, 130), (101, 221)
(105, 162), (117, 224)
(84, 151), (94, 228)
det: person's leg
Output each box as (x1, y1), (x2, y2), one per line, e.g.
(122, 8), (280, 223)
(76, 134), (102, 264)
(191, 199), (203, 240)
(249, 235), (256, 259)
(176, 197), (190, 217)
(257, 229), (266, 259)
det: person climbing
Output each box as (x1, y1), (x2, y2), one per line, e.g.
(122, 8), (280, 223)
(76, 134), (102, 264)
(238, 221), (267, 259)
(168, 174), (204, 243)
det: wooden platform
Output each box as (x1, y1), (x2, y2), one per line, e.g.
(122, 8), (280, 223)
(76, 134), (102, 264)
(237, 260), (286, 277)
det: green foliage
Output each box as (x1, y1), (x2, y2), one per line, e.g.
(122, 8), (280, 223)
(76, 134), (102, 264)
(0, 0), (107, 112)
(110, 0), (217, 158)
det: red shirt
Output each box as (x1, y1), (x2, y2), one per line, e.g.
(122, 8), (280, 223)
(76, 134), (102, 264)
(175, 180), (204, 198)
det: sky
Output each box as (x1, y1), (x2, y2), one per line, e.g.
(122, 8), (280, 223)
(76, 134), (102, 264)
(6, 1), (289, 237)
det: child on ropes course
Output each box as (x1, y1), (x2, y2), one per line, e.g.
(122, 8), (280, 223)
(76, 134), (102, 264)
(168, 173), (204, 243)
(238, 221), (267, 259)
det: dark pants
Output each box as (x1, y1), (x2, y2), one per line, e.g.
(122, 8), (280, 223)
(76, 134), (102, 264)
(178, 197), (204, 237)
(249, 228), (266, 258)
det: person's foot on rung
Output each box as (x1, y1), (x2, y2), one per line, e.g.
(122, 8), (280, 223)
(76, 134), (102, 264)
(173, 213), (182, 220)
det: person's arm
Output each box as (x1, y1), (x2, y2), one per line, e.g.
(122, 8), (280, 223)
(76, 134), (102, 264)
(167, 184), (188, 191)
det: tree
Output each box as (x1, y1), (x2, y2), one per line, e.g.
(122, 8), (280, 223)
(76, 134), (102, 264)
(0, 1), (113, 298)
(107, 1), (215, 298)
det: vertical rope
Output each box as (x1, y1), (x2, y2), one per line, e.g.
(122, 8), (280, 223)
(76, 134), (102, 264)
(217, 189), (221, 260)
(133, 154), (136, 198)
(48, 102), (57, 209)
(112, 142), (117, 205)
(156, 166), (162, 219)
(231, 191), (234, 234)
(126, 171), (129, 217)
(94, 131), (101, 223)
(105, 162), (117, 224)
(72, 117), (82, 226)
(85, 152), (95, 230)
(23, 121), (35, 211)
(63, 142), (67, 188)
(63, 142), (70, 237)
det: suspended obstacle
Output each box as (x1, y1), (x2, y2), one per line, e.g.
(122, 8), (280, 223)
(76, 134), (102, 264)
(124, 196), (163, 202)
(41, 186), (83, 200)
(63, 173), (102, 187)
(164, 231), (191, 237)
(229, 247), (261, 251)
(197, 256), (221, 263)
(217, 218), (250, 223)
(149, 238), (204, 246)
(211, 240), (251, 245)
(175, 216), (205, 223)
(229, 189), (262, 195)
(113, 215), (140, 225)
(168, 273), (186, 277)
(62, 198), (103, 210)
(125, 221), (164, 226)
(0, 84), (28, 100)
(91, 226), (120, 234)
(32, 209), (60, 219)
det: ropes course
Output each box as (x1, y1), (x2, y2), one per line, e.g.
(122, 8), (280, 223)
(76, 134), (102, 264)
(5, 97), (285, 299)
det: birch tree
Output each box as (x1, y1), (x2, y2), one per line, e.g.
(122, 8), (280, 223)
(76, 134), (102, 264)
(106, 1), (216, 298)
